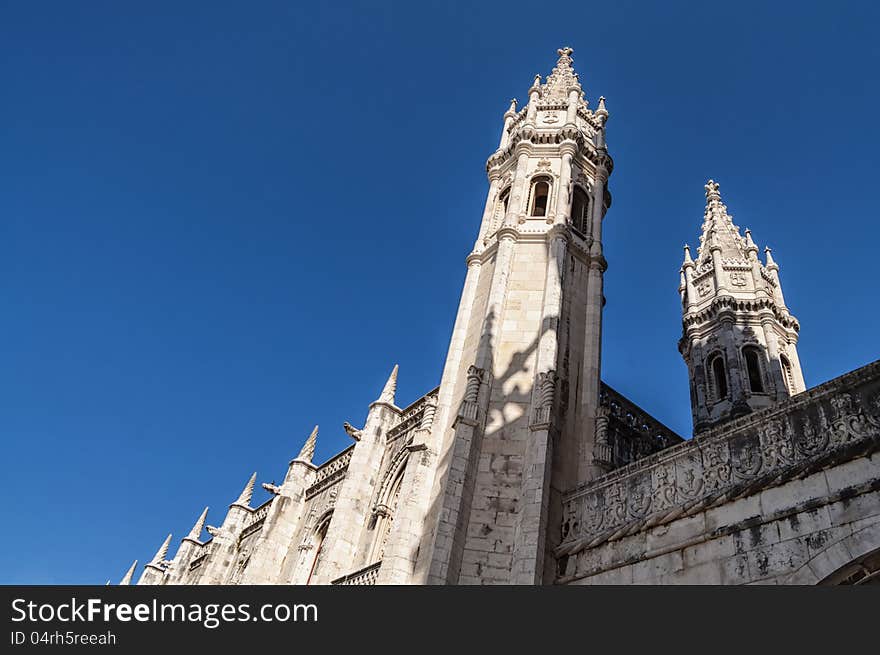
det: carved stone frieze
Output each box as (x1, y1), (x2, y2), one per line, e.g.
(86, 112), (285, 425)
(557, 362), (880, 558)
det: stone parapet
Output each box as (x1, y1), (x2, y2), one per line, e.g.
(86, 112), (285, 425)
(557, 360), (880, 563)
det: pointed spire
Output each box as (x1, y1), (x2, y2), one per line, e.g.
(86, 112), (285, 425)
(682, 243), (694, 266)
(764, 246), (778, 270)
(376, 364), (399, 405)
(744, 228), (757, 249)
(295, 425), (318, 463)
(529, 74), (541, 93)
(233, 472), (257, 508)
(543, 46), (581, 99)
(695, 179), (749, 262)
(186, 506), (209, 541)
(596, 96), (608, 121)
(505, 98), (518, 117)
(149, 534), (172, 565)
(119, 560), (138, 585)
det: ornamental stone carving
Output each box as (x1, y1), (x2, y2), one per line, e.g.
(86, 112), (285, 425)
(457, 365), (485, 425)
(531, 369), (558, 428)
(556, 362), (880, 558)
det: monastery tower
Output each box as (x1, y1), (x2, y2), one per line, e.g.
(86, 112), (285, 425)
(678, 180), (806, 433)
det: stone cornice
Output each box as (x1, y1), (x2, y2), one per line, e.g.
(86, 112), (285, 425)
(682, 294), (799, 333)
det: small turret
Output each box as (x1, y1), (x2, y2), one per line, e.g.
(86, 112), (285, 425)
(119, 560), (138, 586)
(374, 364), (399, 406)
(149, 534), (172, 565)
(294, 425), (318, 464)
(231, 472), (257, 510)
(679, 180), (806, 433)
(186, 507), (209, 543)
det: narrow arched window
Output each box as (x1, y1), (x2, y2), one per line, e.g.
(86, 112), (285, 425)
(709, 353), (727, 401)
(529, 178), (550, 217)
(571, 186), (590, 234)
(306, 516), (331, 585)
(493, 187), (510, 229)
(743, 347), (764, 393)
(780, 355), (795, 394)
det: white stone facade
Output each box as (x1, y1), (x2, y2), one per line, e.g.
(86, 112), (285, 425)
(118, 49), (880, 586)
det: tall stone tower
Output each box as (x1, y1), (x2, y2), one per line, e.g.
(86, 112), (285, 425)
(385, 47), (613, 584)
(678, 180), (806, 433)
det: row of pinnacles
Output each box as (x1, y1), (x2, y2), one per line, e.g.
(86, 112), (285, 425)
(117, 365), (434, 585)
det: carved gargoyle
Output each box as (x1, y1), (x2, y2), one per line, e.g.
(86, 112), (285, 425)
(343, 422), (363, 441)
(262, 482), (281, 495)
(205, 525), (222, 538)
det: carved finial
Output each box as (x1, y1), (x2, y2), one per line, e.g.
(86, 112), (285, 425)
(343, 421), (363, 441)
(558, 46), (574, 58)
(377, 364), (398, 404)
(232, 472), (257, 508)
(508, 98), (517, 113)
(704, 179), (721, 201)
(149, 534), (172, 565)
(295, 425), (318, 463)
(764, 246), (778, 269)
(186, 506), (209, 541)
(683, 243), (694, 265)
(119, 560), (138, 586)
(744, 228), (757, 250)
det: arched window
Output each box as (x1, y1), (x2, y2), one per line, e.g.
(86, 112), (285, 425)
(369, 472), (404, 563)
(306, 515), (331, 585)
(493, 187), (510, 230)
(571, 186), (590, 234)
(708, 353), (728, 401)
(529, 178), (550, 217)
(743, 346), (765, 393)
(780, 355), (795, 395)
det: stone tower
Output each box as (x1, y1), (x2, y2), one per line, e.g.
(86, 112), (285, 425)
(678, 180), (806, 433)
(387, 47), (613, 584)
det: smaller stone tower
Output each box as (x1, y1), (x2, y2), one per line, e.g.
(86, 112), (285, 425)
(679, 180), (806, 433)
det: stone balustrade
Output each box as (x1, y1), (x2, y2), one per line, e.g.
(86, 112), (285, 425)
(330, 561), (382, 586)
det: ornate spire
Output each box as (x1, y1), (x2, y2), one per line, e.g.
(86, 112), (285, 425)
(149, 534), (172, 565)
(186, 506), (209, 542)
(376, 364), (399, 405)
(119, 560), (137, 585)
(764, 246), (778, 270)
(744, 228), (757, 251)
(543, 46), (581, 99)
(696, 179), (748, 261)
(295, 425), (318, 463)
(232, 472), (257, 508)
(682, 243), (694, 266)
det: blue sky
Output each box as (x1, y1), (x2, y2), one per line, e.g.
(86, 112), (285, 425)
(1, 1), (877, 584)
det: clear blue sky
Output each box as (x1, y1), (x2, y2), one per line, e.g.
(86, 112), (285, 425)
(2, 2), (877, 584)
